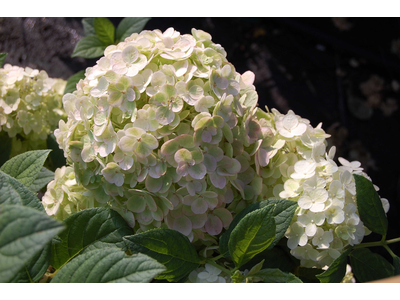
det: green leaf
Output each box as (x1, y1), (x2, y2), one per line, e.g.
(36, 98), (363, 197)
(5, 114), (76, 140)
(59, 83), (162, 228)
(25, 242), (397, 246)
(228, 204), (276, 268)
(115, 17), (151, 42)
(82, 17), (95, 36)
(51, 248), (165, 283)
(354, 174), (388, 236)
(71, 35), (107, 59)
(316, 248), (352, 283)
(124, 228), (201, 282)
(0, 150), (51, 188)
(350, 248), (394, 282)
(47, 134), (66, 170)
(51, 207), (133, 270)
(393, 256), (400, 275)
(0, 204), (64, 283)
(10, 243), (51, 283)
(29, 167), (54, 193)
(266, 199), (297, 249)
(64, 70), (85, 95)
(0, 53), (7, 68)
(0, 170), (44, 212)
(220, 199), (296, 257)
(94, 17), (115, 45)
(247, 268), (302, 283)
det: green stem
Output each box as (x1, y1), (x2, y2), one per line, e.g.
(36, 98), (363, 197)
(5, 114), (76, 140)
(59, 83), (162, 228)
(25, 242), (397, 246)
(204, 259), (232, 276)
(209, 253), (225, 262)
(386, 237), (400, 245)
(383, 244), (397, 258)
(354, 236), (400, 249)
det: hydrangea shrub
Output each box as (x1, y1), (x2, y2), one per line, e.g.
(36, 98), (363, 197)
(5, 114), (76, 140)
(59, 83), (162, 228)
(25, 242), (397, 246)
(0, 64), (66, 156)
(43, 27), (389, 270)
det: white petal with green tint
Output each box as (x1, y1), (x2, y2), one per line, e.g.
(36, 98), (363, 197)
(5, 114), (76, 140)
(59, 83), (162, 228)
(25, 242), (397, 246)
(122, 46), (139, 64)
(119, 136), (137, 152)
(155, 106), (175, 125)
(174, 148), (193, 164)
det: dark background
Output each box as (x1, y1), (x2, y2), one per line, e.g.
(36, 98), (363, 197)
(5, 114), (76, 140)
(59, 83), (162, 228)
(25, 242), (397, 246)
(1, 17), (400, 261)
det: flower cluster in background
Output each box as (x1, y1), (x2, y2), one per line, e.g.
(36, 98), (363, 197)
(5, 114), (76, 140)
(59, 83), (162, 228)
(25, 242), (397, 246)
(0, 64), (66, 156)
(42, 27), (388, 270)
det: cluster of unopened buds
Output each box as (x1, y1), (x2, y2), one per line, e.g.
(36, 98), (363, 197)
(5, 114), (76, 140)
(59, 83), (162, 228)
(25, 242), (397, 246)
(0, 64), (66, 155)
(42, 27), (389, 270)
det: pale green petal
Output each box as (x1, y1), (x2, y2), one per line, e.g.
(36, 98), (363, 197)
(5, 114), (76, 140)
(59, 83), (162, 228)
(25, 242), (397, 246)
(118, 135), (137, 152)
(122, 45), (139, 64)
(127, 195), (147, 213)
(141, 133), (158, 150)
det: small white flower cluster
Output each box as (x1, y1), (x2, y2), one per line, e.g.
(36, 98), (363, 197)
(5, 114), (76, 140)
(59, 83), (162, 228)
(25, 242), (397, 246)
(255, 108), (390, 269)
(42, 166), (106, 220)
(46, 27), (267, 243)
(188, 263), (229, 283)
(0, 64), (66, 154)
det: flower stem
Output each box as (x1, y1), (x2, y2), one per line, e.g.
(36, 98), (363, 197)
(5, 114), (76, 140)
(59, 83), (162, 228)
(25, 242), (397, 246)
(354, 236), (400, 249)
(204, 259), (232, 276)
(209, 253), (225, 261)
(383, 244), (397, 258)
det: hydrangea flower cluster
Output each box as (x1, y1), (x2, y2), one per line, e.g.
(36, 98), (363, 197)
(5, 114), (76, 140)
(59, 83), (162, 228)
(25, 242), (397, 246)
(254, 108), (390, 268)
(42, 28), (388, 271)
(0, 64), (66, 155)
(188, 263), (229, 283)
(47, 27), (264, 243)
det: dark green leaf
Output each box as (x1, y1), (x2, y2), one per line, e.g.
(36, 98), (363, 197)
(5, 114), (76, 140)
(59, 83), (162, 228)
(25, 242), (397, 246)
(248, 268), (302, 283)
(266, 199), (297, 249)
(124, 228), (200, 282)
(316, 248), (352, 283)
(29, 167), (54, 193)
(350, 248), (394, 282)
(94, 17), (115, 45)
(354, 174), (388, 236)
(0, 204), (64, 282)
(228, 204), (276, 268)
(0, 150), (51, 188)
(393, 256), (400, 275)
(51, 207), (133, 270)
(82, 18), (95, 36)
(10, 243), (51, 283)
(47, 134), (66, 170)
(71, 35), (107, 59)
(115, 17), (151, 42)
(0, 53), (7, 68)
(51, 249), (165, 283)
(0, 170), (44, 212)
(64, 70), (85, 95)
(220, 199), (296, 257)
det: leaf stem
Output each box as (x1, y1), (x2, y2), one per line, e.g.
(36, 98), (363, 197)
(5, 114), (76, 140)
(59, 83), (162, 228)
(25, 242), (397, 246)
(204, 259), (232, 276)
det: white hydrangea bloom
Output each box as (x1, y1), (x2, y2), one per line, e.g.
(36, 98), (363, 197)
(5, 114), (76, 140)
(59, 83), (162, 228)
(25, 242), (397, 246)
(43, 27), (388, 273)
(188, 263), (229, 283)
(46, 27), (263, 244)
(0, 64), (66, 156)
